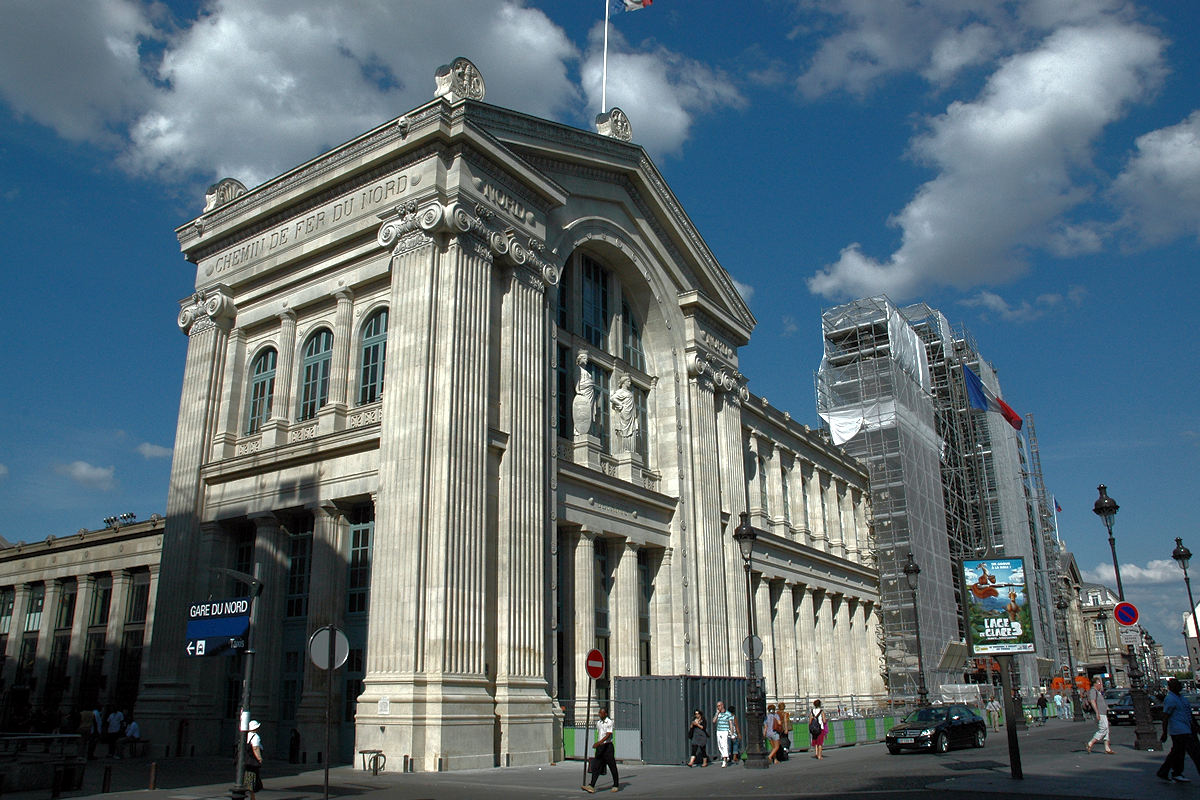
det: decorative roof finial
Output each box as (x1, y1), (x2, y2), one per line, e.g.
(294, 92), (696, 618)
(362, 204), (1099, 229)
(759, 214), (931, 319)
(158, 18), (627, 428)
(595, 107), (632, 142)
(203, 178), (248, 213)
(434, 57), (486, 103)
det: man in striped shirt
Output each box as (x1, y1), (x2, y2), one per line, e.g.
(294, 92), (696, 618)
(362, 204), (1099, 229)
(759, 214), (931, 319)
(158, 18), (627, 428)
(713, 701), (735, 767)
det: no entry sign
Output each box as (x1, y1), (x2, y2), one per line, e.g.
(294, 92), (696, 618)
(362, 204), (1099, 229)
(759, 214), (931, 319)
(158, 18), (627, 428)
(585, 648), (606, 680)
(1114, 602), (1138, 626)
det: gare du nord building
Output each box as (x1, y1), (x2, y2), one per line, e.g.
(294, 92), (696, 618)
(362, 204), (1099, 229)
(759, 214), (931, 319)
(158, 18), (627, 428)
(137, 60), (882, 769)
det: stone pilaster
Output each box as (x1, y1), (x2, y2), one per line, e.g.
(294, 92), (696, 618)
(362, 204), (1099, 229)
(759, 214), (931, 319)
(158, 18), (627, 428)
(248, 514), (287, 726)
(840, 486), (858, 561)
(63, 576), (95, 710)
(814, 590), (835, 699)
(136, 566), (161, 700)
(320, 289), (354, 432)
(139, 287), (234, 749)
(714, 381), (748, 676)
(613, 540), (640, 679)
(754, 574), (776, 701)
(866, 603), (886, 695)
(296, 504), (347, 761)
(101, 571), (132, 706)
(653, 548), (679, 674)
(1, 584), (29, 691)
(827, 482), (846, 558)
(682, 366), (730, 676)
(30, 581), (61, 707)
(796, 462), (813, 546)
(807, 469), (827, 552)
(794, 584), (816, 701)
(832, 595), (852, 700)
(764, 442), (787, 537)
(493, 259), (554, 766)
(214, 326), (246, 457)
(775, 582), (799, 702)
(262, 310), (297, 446)
(854, 599), (871, 697)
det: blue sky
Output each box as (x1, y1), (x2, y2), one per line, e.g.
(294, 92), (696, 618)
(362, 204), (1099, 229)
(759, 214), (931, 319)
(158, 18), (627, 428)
(1, 0), (1198, 655)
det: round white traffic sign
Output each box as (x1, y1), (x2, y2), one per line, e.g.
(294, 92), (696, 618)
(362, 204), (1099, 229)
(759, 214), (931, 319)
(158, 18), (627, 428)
(309, 626), (350, 670)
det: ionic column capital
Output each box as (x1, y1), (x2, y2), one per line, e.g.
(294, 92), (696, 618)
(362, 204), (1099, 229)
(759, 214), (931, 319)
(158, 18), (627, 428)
(178, 285), (236, 336)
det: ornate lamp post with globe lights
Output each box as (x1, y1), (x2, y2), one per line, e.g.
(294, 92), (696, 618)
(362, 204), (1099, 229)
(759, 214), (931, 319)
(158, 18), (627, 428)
(733, 512), (770, 769)
(1092, 484), (1157, 750)
(1171, 537), (1200, 678)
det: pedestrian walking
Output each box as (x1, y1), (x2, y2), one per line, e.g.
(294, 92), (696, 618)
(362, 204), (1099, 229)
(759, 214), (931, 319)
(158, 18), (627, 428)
(712, 701), (734, 767)
(727, 705), (741, 765)
(104, 706), (125, 757)
(243, 720), (264, 800)
(776, 702), (791, 760)
(764, 704), (782, 764)
(1084, 677), (1113, 754)
(1036, 693), (1048, 726)
(1157, 678), (1200, 783)
(809, 700), (828, 760)
(686, 709), (709, 767)
(985, 696), (1002, 731)
(1053, 692), (1064, 719)
(584, 707), (619, 793)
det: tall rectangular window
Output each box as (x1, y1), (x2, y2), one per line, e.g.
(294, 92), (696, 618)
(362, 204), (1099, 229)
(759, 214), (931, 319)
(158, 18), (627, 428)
(126, 572), (151, 624)
(633, 384), (648, 460)
(758, 456), (770, 519)
(346, 508), (374, 614)
(781, 463), (791, 525)
(358, 309), (388, 405)
(55, 581), (77, 630)
(581, 256), (610, 350)
(300, 329), (334, 420)
(621, 299), (645, 372)
(246, 349), (277, 434)
(1092, 620), (1108, 649)
(637, 549), (652, 676)
(0, 587), (13, 634)
(90, 576), (112, 628)
(587, 363), (611, 451)
(23, 584), (45, 632)
(594, 539), (611, 635)
(556, 345), (572, 438)
(287, 525), (313, 619)
(557, 265), (571, 331)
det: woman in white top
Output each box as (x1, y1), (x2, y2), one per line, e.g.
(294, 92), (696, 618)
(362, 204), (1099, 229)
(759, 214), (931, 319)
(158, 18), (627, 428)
(764, 704), (782, 764)
(809, 700), (828, 760)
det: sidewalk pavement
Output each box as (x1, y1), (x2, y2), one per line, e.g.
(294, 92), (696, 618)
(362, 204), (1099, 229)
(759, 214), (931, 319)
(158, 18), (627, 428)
(3, 718), (1180, 800)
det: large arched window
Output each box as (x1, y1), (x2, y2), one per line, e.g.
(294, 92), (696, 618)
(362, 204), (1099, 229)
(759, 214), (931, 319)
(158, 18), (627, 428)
(358, 309), (388, 405)
(299, 329), (333, 420)
(245, 348), (277, 434)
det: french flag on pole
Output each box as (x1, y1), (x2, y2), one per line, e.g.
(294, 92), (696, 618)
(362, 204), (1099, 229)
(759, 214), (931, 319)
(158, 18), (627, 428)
(623, 0), (652, 10)
(963, 363), (1023, 431)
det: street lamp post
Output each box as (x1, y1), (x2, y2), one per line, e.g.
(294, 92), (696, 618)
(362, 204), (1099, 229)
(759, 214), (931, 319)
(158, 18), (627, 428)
(1172, 538), (1200, 679)
(902, 553), (929, 706)
(733, 512), (769, 769)
(1055, 596), (1084, 721)
(1092, 484), (1157, 751)
(1096, 609), (1115, 687)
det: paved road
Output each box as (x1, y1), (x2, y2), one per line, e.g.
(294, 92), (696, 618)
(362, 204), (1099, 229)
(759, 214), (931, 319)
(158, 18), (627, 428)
(10, 718), (1178, 800)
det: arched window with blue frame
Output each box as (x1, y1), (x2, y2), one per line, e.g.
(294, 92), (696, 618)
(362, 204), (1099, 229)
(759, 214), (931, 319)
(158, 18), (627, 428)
(358, 309), (388, 405)
(299, 329), (333, 420)
(246, 348), (277, 433)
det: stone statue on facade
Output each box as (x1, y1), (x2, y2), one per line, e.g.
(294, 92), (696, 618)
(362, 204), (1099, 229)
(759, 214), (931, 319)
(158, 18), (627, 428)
(571, 352), (596, 437)
(611, 375), (639, 454)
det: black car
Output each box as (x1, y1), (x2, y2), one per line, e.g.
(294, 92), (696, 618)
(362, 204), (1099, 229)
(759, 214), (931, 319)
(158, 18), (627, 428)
(1106, 692), (1164, 725)
(885, 704), (987, 754)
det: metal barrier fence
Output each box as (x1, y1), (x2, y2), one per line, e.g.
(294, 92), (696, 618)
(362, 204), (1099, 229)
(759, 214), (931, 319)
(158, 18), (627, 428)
(560, 699), (643, 762)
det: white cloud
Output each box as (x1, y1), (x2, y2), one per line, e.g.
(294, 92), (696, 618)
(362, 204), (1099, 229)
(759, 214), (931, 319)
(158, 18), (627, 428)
(136, 442), (172, 459)
(808, 20), (1165, 300)
(1082, 558), (1179, 586)
(1109, 110), (1200, 246)
(731, 278), (755, 305)
(959, 286), (1084, 321)
(580, 25), (744, 160)
(55, 461), (117, 491)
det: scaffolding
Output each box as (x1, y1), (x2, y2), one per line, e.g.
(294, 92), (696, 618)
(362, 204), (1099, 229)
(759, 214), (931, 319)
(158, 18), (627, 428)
(819, 296), (1058, 698)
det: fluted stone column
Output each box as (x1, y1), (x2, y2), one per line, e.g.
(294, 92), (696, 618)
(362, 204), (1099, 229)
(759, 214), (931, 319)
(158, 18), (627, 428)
(63, 576), (95, 710)
(795, 462), (812, 544)
(139, 288), (234, 749)
(572, 531), (598, 710)
(854, 493), (871, 559)
(776, 583), (800, 703)
(807, 469), (827, 552)
(832, 595), (852, 701)
(764, 442), (787, 537)
(297, 504), (348, 760)
(493, 262), (554, 765)
(613, 540), (640, 679)
(795, 584), (816, 701)
(101, 571), (133, 706)
(272, 310), (298, 423)
(714, 380), (748, 676)
(1, 584), (29, 690)
(214, 326), (246, 456)
(754, 574), (777, 701)
(654, 548), (679, 674)
(866, 603), (885, 695)
(248, 514), (288, 726)
(814, 590), (835, 699)
(136, 566), (161, 698)
(685, 368), (730, 675)
(854, 599), (871, 697)
(840, 487), (858, 561)
(827, 482), (846, 559)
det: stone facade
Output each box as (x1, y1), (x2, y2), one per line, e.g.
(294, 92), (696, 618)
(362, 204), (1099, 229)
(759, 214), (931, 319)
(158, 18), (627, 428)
(0, 518), (163, 729)
(138, 62), (882, 770)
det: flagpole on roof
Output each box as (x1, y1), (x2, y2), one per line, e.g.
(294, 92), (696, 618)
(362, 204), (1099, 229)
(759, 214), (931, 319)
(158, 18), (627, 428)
(602, 0), (610, 112)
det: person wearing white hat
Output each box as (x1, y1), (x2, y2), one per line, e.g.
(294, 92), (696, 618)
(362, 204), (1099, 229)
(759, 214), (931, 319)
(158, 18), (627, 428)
(243, 720), (264, 799)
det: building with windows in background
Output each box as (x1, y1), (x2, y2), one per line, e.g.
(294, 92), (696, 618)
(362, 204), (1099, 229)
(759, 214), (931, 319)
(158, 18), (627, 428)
(136, 59), (883, 771)
(0, 516), (163, 730)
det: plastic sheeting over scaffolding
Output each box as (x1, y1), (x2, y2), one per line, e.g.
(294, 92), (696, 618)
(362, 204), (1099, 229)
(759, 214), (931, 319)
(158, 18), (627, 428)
(887, 309), (932, 394)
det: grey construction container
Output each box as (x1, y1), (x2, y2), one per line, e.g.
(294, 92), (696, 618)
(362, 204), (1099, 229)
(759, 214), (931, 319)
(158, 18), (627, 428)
(614, 675), (749, 765)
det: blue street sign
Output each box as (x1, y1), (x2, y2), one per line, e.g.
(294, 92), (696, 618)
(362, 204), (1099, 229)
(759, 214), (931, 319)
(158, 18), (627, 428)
(185, 598), (251, 656)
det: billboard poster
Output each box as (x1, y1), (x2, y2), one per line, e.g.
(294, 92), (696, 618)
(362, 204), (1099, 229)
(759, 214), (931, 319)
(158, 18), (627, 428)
(963, 558), (1036, 655)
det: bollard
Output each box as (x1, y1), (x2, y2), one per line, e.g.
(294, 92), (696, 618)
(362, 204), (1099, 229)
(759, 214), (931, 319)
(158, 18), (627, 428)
(51, 765), (64, 799)
(149, 762), (157, 790)
(101, 765), (112, 794)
